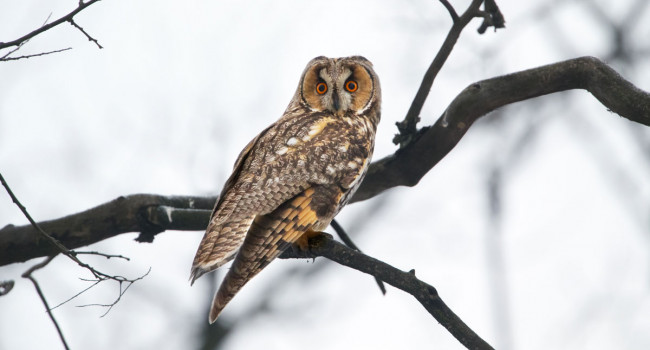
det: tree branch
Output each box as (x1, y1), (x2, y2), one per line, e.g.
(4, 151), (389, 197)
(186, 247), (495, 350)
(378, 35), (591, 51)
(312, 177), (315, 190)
(438, 0), (460, 23)
(22, 255), (70, 350)
(330, 219), (386, 295)
(394, 0), (505, 147)
(1, 173), (159, 328)
(0, 47), (72, 61)
(0, 193), (214, 266)
(0, 0), (102, 59)
(352, 56), (650, 202)
(1, 57), (648, 266)
(394, 0), (487, 147)
(280, 233), (494, 350)
(69, 18), (103, 49)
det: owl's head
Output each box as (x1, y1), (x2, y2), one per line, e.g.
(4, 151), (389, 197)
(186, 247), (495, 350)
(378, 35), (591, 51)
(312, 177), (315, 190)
(295, 56), (381, 116)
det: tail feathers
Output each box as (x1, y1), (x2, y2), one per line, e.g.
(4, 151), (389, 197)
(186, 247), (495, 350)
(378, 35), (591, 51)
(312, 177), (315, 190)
(189, 248), (238, 285)
(189, 216), (254, 284)
(209, 271), (247, 323)
(208, 218), (282, 323)
(208, 188), (319, 323)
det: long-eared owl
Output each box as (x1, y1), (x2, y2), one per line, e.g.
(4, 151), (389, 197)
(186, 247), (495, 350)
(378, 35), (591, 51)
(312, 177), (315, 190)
(190, 56), (381, 323)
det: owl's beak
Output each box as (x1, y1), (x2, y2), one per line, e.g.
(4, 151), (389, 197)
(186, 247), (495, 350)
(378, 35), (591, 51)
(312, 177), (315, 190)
(332, 92), (341, 111)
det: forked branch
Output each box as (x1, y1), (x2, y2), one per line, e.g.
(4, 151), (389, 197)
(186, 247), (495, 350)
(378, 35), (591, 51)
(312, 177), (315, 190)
(0, 0), (102, 60)
(393, 0), (505, 147)
(353, 56), (650, 202)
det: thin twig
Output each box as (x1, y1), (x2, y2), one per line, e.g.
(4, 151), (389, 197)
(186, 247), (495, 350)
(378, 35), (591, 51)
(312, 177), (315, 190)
(69, 19), (103, 49)
(1, 172), (151, 318)
(22, 256), (70, 350)
(393, 0), (485, 147)
(0, 13), (54, 60)
(77, 267), (151, 317)
(0, 172), (74, 257)
(0, 0), (102, 52)
(330, 219), (386, 294)
(439, 0), (459, 23)
(1, 172), (128, 280)
(0, 47), (72, 61)
(50, 280), (102, 311)
(394, 0), (507, 146)
(73, 251), (131, 261)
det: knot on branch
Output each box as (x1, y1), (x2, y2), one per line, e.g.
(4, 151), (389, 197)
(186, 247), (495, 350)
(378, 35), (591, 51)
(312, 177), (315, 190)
(135, 206), (166, 243)
(477, 0), (506, 34)
(393, 117), (421, 147)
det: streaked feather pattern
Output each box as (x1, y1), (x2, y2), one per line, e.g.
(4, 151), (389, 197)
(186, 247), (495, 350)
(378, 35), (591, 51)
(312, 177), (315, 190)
(190, 56), (381, 323)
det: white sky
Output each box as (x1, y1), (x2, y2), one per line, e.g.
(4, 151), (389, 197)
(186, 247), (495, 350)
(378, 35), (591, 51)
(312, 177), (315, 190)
(1, 0), (649, 349)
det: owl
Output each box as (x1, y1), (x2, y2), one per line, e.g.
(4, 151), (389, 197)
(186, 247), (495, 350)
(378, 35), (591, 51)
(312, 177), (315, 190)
(190, 56), (381, 323)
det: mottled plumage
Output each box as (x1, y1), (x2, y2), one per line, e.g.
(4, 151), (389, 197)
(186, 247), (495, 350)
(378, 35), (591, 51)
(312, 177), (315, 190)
(190, 56), (381, 323)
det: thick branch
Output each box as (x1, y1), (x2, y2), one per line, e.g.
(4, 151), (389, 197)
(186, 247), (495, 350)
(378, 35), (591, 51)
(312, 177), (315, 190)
(0, 194), (214, 266)
(280, 233), (494, 350)
(1, 57), (648, 266)
(352, 56), (650, 202)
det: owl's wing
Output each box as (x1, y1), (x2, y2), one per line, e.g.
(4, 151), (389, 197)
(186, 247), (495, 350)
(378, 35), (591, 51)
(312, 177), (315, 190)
(214, 124), (274, 218)
(208, 185), (342, 323)
(190, 126), (273, 284)
(191, 113), (362, 283)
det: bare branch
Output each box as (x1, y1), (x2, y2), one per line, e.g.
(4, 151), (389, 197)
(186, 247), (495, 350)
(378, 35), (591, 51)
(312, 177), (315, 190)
(0, 13), (53, 60)
(352, 56), (650, 202)
(50, 268), (149, 315)
(438, 0), (459, 23)
(22, 256), (70, 350)
(75, 267), (151, 317)
(0, 47), (72, 61)
(50, 280), (101, 311)
(73, 251), (131, 260)
(330, 219), (386, 295)
(1, 173), (152, 318)
(280, 233), (494, 350)
(394, 0), (484, 147)
(0, 0), (102, 59)
(0, 172), (75, 257)
(0, 193), (213, 266)
(69, 19), (103, 49)
(1, 56), (648, 265)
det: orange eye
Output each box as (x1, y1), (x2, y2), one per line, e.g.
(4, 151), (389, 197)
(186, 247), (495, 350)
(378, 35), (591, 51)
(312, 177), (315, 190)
(316, 82), (328, 94)
(345, 80), (358, 92)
